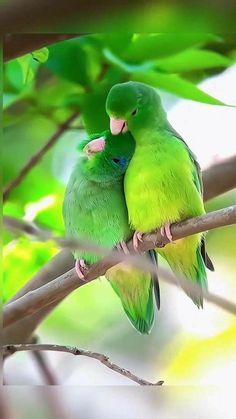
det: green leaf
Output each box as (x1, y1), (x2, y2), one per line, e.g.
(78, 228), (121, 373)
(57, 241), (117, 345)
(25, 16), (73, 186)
(32, 47), (49, 63)
(132, 71), (225, 105)
(3, 93), (19, 109)
(123, 33), (222, 62)
(98, 33), (133, 55)
(154, 49), (233, 73)
(45, 37), (102, 87)
(4, 60), (25, 91)
(17, 54), (38, 84)
(62, 93), (84, 109)
(103, 48), (151, 73)
(3, 237), (58, 303)
(81, 87), (110, 133)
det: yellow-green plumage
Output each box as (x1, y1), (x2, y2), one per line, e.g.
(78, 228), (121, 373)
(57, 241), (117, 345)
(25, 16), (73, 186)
(125, 131), (206, 305)
(106, 81), (214, 307)
(107, 264), (155, 333)
(63, 130), (159, 333)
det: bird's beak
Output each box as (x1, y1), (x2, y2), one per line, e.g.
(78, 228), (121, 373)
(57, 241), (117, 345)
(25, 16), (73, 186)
(110, 118), (128, 135)
(83, 137), (105, 156)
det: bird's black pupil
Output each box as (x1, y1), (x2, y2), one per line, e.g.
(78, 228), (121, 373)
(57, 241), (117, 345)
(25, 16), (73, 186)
(113, 158), (120, 163)
(132, 109), (137, 116)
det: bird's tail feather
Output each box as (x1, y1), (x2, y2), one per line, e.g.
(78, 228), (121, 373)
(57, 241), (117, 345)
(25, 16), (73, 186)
(106, 256), (158, 334)
(159, 237), (207, 308)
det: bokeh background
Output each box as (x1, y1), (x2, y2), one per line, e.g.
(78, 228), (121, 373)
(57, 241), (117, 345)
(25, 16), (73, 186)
(2, 33), (236, 417)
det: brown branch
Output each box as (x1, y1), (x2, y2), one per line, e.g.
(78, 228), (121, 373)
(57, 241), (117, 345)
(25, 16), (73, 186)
(3, 156), (236, 344)
(203, 155), (236, 201)
(3, 344), (164, 386)
(4, 156), (235, 301)
(3, 34), (80, 62)
(0, 1), (149, 34)
(3, 250), (74, 345)
(3, 206), (236, 328)
(3, 111), (79, 202)
(0, 392), (12, 419)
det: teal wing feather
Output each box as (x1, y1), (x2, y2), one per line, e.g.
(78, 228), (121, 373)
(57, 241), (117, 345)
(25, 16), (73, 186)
(148, 250), (160, 310)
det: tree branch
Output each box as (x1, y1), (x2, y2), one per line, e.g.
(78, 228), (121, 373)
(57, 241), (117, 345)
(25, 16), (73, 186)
(3, 111), (79, 202)
(3, 250), (74, 345)
(203, 155), (236, 201)
(3, 206), (236, 328)
(3, 344), (164, 386)
(0, 0), (149, 33)
(3, 157), (236, 343)
(3, 34), (79, 62)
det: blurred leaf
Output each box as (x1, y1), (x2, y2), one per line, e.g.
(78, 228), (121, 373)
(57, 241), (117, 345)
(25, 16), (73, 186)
(45, 37), (102, 87)
(103, 48), (152, 73)
(97, 33), (133, 55)
(104, 48), (229, 104)
(81, 87), (110, 133)
(36, 192), (65, 234)
(164, 324), (236, 384)
(42, 278), (125, 342)
(3, 93), (19, 109)
(154, 49), (233, 73)
(4, 60), (26, 91)
(3, 202), (25, 245)
(3, 237), (58, 303)
(62, 92), (84, 109)
(17, 54), (40, 86)
(122, 33), (222, 62)
(132, 71), (225, 105)
(32, 47), (49, 63)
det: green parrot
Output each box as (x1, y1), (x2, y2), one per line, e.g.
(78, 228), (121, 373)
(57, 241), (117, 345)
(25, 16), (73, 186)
(106, 81), (214, 307)
(63, 130), (160, 333)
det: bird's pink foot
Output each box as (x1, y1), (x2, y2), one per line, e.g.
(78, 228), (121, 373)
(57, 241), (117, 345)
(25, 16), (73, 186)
(116, 240), (130, 255)
(133, 231), (143, 251)
(75, 259), (89, 280)
(160, 223), (173, 243)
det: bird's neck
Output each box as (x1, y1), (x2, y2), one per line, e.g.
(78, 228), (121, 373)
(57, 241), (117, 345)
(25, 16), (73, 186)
(132, 119), (169, 146)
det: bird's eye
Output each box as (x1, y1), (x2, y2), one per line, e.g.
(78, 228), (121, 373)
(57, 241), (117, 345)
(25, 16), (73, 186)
(112, 157), (128, 168)
(131, 108), (138, 116)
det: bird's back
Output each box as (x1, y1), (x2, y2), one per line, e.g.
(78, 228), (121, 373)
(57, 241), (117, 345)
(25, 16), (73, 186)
(63, 164), (130, 263)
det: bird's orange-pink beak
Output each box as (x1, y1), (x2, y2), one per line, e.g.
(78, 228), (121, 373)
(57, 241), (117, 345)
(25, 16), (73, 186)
(84, 137), (105, 156)
(110, 118), (128, 135)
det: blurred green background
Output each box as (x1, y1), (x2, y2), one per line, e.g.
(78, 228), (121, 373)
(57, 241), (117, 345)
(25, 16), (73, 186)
(3, 34), (236, 389)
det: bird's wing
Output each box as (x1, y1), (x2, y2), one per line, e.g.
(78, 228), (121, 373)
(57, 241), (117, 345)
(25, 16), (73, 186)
(166, 121), (214, 272)
(166, 121), (203, 195)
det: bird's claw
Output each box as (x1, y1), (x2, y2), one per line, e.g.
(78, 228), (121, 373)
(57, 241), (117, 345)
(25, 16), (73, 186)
(75, 259), (89, 280)
(160, 223), (174, 243)
(133, 231), (143, 251)
(116, 240), (130, 255)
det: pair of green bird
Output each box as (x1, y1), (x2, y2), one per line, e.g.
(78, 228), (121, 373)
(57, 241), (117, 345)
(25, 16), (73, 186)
(63, 81), (214, 334)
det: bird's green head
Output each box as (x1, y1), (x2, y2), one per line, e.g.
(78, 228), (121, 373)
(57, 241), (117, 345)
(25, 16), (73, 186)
(78, 130), (135, 183)
(106, 81), (166, 137)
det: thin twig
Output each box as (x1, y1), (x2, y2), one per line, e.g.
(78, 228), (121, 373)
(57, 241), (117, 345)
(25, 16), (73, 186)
(3, 111), (79, 202)
(3, 344), (164, 386)
(31, 351), (58, 385)
(3, 206), (236, 327)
